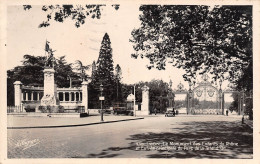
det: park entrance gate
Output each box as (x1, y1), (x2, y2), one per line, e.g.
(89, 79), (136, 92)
(172, 74), (245, 115)
(190, 75), (220, 114)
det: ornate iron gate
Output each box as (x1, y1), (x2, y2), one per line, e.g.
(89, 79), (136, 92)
(172, 74), (245, 115)
(190, 75), (220, 114)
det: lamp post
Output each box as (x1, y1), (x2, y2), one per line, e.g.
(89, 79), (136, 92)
(219, 79), (222, 90)
(100, 84), (104, 122)
(242, 90), (245, 115)
(188, 81), (192, 114)
(134, 85), (136, 117)
(240, 93), (244, 115)
(219, 79), (223, 115)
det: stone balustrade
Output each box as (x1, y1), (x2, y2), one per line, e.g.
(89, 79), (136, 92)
(14, 82), (87, 107)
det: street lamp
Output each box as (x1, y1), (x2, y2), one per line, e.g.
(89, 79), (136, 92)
(240, 93), (244, 115)
(219, 79), (222, 91)
(188, 81), (192, 92)
(133, 85), (136, 117)
(100, 84), (104, 121)
(219, 79), (223, 115)
(188, 81), (193, 115)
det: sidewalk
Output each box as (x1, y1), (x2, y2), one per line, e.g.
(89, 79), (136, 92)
(7, 115), (144, 129)
(244, 118), (253, 129)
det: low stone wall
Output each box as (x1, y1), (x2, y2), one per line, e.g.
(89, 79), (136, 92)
(8, 112), (84, 118)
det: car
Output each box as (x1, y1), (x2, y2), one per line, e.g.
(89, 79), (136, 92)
(98, 109), (112, 114)
(113, 103), (134, 116)
(165, 108), (175, 117)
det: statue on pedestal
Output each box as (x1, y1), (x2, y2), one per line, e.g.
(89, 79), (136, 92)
(40, 40), (59, 108)
(44, 40), (55, 68)
(45, 49), (55, 68)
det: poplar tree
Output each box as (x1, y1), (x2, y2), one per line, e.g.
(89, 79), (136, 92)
(115, 64), (123, 102)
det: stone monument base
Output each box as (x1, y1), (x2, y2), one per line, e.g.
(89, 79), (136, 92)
(41, 94), (59, 106)
(135, 110), (150, 116)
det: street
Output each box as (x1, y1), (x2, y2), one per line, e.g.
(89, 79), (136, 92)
(8, 115), (253, 158)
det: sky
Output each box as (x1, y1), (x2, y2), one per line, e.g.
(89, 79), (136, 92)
(6, 4), (233, 101)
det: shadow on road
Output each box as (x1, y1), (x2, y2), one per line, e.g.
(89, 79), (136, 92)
(82, 120), (252, 158)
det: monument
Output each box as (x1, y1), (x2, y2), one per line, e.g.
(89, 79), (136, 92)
(40, 45), (59, 107)
(40, 68), (59, 106)
(12, 41), (90, 115)
(136, 85), (150, 116)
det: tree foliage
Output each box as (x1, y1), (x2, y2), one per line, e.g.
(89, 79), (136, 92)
(130, 5), (252, 85)
(23, 5), (120, 28)
(54, 56), (82, 87)
(74, 60), (90, 82)
(89, 33), (116, 107)
(7, 55), (45, 106)
(115, 64), (122, 82)
(133, 79), (171, 113)
(229, 93), (239, 112)
(91, 61), (97, 80)
(7, 55), (46, 86)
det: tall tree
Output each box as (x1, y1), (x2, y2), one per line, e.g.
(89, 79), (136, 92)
(74, 60), (90, 82)
(90, 33), (115, 107)
(114, 64), (122, 101)
(54, 56), (80, 87)
(7, 55), (46, 106)
(7, 55), (46, 86)
(130, 5), (252, 86)
(91, 61), (97, 80)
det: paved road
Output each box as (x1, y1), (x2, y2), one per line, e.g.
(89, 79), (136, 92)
(8, 115), (252, 158)
(7, 115), (143, 128)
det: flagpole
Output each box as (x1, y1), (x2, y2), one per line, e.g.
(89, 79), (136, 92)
(45, 39), (47, 67)
(45, 39), (47, 57)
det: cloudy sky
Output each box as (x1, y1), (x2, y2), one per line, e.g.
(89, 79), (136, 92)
(6, 4), (233, 101)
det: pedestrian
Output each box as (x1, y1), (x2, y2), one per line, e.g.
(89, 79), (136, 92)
(173, 107), (175, 117)
(154, 107), (157, 115)
(226, 109), (229, 116)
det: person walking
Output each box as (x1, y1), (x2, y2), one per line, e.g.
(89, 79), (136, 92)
(154, 107), (157, 115)
(226, 109), (229, 116)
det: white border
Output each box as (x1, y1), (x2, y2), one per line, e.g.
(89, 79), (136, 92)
(1, 0), (259, 164)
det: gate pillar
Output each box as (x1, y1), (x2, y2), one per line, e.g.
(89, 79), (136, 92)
(219, 89), (224, 115)
(187, 93), (191, 114)
(221, 93), (225, 115)
(136, 85), (150, 116)
(14, 81), (22, 107)
(187, 82), (193, 115)
(81, 81), (89, 114)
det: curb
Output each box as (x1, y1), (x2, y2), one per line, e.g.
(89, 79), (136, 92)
(243, 120), (253, 129)
(7, 117), (144, 129)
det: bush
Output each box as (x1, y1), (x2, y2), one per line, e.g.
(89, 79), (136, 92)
(24, 105), (35, 112)
(38, 105), (47, 113)
(58, 105), (64, 113)
(38, 105), (65, 113)
(249, 110), (253, 120)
